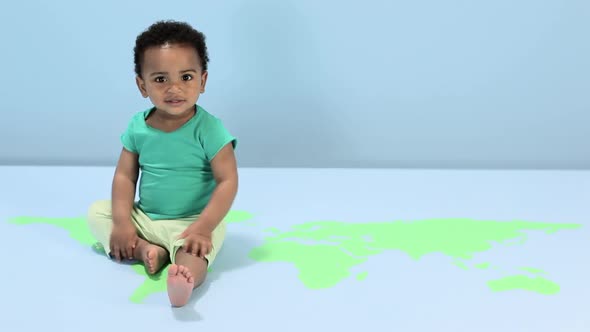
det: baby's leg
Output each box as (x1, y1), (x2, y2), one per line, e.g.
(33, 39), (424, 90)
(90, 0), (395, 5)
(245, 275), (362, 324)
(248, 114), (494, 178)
(87, 199), (168, 274)
(165, 219), (226, 307)
(87, 200), (117, 255)
(166, 251), (208, 307)
(134, 238), (169, 274)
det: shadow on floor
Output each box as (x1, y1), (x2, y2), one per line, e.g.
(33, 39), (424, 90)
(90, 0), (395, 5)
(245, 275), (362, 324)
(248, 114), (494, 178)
(170, 230), (262, 320)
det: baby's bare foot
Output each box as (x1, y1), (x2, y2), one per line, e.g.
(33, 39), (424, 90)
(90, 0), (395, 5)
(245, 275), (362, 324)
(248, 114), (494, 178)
(167, 264), (195, 307)
(136, 240), (168, 274)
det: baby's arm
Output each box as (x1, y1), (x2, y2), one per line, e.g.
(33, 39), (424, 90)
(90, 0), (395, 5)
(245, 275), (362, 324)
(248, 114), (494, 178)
(110, 147), (140, 260)
(112, 148), (139, 226)
(197, 143), (238, 232)
(179, 143), (238, 257)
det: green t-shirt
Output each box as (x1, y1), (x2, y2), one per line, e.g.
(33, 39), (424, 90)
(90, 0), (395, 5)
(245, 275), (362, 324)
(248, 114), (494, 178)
(120, 105), (237, 220)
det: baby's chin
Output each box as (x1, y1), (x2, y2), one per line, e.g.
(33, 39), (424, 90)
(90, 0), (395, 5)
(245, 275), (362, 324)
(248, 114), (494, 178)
(154, 104), (196, 117)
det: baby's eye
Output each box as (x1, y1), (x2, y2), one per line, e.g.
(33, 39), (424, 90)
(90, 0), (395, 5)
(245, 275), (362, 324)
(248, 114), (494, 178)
(182, 74), (193, 81)
(154, 76), (166, 83)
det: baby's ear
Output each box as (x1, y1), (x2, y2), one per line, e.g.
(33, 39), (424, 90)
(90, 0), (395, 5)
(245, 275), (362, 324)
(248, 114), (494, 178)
(135, 76), (149, 98)
(200, 71), (208, 93)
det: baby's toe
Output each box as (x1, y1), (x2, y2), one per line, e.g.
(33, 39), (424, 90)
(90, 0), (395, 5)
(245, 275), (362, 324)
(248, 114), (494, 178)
(168, 264), (179, 276)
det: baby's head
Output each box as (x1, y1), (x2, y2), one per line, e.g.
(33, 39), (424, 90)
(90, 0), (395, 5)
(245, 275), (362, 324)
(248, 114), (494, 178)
(134, 20), (209, 78)
(133, 20), (210, 115)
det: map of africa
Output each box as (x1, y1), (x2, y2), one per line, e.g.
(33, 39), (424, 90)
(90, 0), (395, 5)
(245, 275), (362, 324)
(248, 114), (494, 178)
(8, 212), (581, 303)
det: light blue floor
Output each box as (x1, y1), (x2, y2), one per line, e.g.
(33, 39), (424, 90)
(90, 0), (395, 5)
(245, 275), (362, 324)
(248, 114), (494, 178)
(1, 166), (588, 331)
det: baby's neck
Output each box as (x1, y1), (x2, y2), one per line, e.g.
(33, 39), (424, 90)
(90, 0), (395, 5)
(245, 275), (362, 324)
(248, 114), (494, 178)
(147, 107), (196, 132)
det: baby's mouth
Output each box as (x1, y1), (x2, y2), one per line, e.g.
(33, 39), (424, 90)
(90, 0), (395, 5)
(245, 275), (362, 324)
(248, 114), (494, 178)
(165, 99), (185, 104)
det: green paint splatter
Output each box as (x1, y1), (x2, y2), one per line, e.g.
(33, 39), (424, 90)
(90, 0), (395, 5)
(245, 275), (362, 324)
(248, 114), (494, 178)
(129, 262), (212, 303)
(8, 214), (580, 297)
(129, 264), (169, 303)
(8, 216), (168, 302)
(521, 267), (546, 275)
(356, 272), (368, 281)
(92, 242), (106, 255)
(249, 218), (580, 291)
(8, 210), (254, 303)
(488, 275), (560, 295)
(9, 216), (96, 246)
(454, 260), (469, 270)
(250, 242), (367, 289)
(475, 262), (491, 270)
(224, 210), (254, 223)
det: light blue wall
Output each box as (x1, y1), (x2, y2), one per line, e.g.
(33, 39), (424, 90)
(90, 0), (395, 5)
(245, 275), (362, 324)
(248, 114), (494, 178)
(0, 0), (588, 169)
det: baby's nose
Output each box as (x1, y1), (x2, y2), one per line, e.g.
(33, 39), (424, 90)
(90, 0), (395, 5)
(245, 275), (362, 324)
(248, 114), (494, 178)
(167, 84), (182, 93)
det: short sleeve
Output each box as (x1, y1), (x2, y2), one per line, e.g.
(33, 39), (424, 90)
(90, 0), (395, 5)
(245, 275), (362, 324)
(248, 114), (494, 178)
(201, 116), (237, 161)
(120, 117), (138, 153)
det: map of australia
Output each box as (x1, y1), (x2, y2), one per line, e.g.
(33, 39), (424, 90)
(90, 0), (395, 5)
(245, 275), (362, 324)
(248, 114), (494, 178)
(8, 213), (581, 302)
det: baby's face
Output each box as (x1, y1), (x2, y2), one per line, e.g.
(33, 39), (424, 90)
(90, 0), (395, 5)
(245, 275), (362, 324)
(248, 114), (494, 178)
(136, 43), (207, 117)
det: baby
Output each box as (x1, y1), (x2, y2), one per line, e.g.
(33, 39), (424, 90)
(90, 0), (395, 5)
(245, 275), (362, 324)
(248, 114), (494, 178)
(87, 20), (238, 307)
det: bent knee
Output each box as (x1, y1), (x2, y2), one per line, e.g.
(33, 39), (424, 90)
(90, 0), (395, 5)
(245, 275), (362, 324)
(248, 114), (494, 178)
(87, 200), (112, 222)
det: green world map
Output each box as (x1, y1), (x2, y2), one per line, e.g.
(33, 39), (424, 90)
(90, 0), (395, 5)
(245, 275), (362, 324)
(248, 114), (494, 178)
(8, 212), (581, 303)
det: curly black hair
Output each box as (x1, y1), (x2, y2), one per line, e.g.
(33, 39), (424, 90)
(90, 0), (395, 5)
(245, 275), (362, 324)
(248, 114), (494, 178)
(133, 20), (210, 77)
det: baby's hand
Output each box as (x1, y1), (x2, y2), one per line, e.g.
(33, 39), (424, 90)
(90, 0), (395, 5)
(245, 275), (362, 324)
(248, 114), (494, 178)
(178, 224), (212, 258)
(110, 223), (138, 262)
